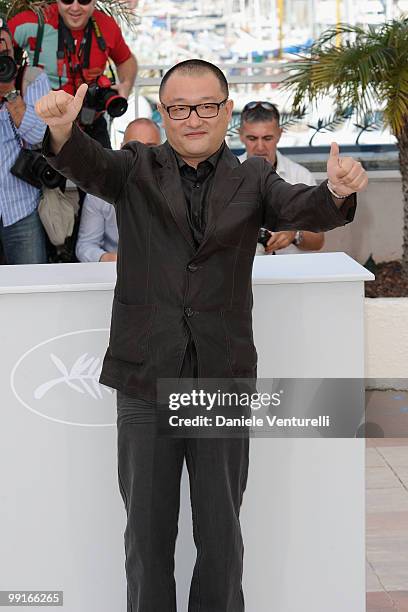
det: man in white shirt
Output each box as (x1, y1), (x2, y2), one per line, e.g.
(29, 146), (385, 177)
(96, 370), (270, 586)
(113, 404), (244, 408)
(75, 118), (161, 262)
(239, 101), (324, 254)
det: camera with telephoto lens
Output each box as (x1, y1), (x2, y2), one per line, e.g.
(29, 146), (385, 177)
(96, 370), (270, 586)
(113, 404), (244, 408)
(258, 227), (271, 247)
(0, 51), (17, 83)
(10, 148), (65, 190)
(80, 75), (128, 125)
(0, 16), (17, 83)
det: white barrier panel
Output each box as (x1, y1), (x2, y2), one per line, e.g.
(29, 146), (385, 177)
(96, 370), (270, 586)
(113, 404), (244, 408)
(0, 253), (372, 612)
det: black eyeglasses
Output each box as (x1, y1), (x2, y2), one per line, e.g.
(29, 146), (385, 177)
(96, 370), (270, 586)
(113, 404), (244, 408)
(60, 0), (93, 5)
(242, 101), (278, 113)
(161, 98), (228, 120)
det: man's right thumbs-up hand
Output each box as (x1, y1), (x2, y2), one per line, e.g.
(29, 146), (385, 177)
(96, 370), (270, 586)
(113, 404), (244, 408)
(35, 83), (88, 153)
(35, 83), (88, 128)
(326, 141), (368, 197)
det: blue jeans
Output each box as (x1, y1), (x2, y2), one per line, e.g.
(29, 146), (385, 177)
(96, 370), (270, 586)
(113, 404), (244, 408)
(0, 209), (47, 264)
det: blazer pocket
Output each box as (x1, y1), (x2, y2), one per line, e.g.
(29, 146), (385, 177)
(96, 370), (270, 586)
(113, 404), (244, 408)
(109, 300), (156, 364)
(229, 191), (259, 205)
(229, 201), (259, 209)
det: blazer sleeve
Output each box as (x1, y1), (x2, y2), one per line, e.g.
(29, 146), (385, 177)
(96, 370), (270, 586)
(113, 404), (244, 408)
(261, 161), (357, 233)
(41, 122), (136, 206)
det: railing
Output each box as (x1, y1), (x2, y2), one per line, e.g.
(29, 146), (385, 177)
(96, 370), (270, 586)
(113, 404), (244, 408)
(131, 61), (288, 117)
(109, 62), (398, 167)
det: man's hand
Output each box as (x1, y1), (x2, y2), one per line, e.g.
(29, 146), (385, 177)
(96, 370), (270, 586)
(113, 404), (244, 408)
(327, 142), (368, 196)
(35, 83), (88, 153)
(99, 252), (117, 262)
(0, 80), (16, 97)
(111, 82), (132, 99)
(35, 83), (88, 128)
(265, 231), (296, 254)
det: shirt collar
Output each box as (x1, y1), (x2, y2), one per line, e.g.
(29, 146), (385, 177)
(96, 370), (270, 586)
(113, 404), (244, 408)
(275, 150), (286, 176)
(173, 141), (225, 170)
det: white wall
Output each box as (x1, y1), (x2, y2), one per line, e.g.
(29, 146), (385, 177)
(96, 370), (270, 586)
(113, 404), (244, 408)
(315, 171), (403, 264)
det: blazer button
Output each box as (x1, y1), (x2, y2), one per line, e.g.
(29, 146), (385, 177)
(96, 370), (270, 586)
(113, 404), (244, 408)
(187, 263), (198, 272)
(184, 307), (195, 317)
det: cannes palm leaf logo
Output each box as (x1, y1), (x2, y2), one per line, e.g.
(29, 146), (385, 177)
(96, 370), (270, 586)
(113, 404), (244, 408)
(34, 353), (111, 400)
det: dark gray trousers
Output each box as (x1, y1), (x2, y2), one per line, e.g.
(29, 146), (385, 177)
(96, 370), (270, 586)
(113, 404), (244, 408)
(116, 346), (250, 611)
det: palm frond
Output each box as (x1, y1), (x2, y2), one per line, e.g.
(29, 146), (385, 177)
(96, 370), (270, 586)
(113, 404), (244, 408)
(353, 111), (384, 144)
(284, 18), (408, 136)
(280, 106), (307, 130)
(307, 111), (352, 145)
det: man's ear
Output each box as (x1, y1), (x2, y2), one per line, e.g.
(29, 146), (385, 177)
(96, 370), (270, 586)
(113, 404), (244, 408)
(277, 127), (283, 144)
(157, 102), (165, 121)
(225, 98), (234, 121)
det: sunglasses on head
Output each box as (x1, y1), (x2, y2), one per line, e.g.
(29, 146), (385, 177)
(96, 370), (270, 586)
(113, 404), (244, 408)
(242, 101), (278, 113)
(59, 0), (93, 5)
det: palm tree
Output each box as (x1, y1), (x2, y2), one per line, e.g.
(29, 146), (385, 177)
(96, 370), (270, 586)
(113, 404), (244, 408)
(283, 19), (408, 273)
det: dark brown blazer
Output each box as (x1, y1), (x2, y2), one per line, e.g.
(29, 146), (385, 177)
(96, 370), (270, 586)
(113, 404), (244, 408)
(43, 123), (356, 400)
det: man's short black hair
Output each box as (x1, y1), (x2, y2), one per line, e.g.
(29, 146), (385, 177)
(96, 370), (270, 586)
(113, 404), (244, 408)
(240, 103), (280, 128)
(159, 59), (229, 99)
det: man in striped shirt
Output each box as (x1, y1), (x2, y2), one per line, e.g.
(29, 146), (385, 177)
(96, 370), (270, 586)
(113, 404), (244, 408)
(0, 19), (51, 264)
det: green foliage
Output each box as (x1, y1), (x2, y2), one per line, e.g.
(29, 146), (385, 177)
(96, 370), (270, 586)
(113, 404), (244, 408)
(284, 19), (408, 136)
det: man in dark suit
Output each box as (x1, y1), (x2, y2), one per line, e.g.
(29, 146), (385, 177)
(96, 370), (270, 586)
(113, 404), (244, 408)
(35, 59), (368, 612)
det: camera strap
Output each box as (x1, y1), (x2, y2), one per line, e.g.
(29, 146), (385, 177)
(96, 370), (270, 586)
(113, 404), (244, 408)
(57, 16), (107, 92)
(33, 11), (44, 67)
(106, 57), (116, 84)
(91, 18), (106, 53)
(14, 65), (26, 95)
(7, 110), (25, 149)
(57, 16), (91, 91)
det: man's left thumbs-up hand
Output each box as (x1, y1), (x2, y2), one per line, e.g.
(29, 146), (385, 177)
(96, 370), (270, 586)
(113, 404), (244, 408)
(326, 142), (368, 197)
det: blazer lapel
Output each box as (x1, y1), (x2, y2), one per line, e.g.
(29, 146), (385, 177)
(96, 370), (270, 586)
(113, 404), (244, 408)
(154, 142), (243, 254)
(155, 142), (196, 251)
(197, 146), (243, 253)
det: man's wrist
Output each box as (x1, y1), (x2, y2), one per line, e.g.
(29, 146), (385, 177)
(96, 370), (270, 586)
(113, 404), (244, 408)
(49, 123), (74, 155)
(120, 81), (132, 97)
(292, 230), (304, 247)
(2, 88), (20, 103)
(327, 179), (350, 200)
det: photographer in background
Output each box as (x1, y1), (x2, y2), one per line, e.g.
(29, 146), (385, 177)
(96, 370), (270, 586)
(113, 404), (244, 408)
(8, 0), (137, 149)
(239, 101), (325, 255)
(0, 16), (51, 264)
(8, 0), (137, 262)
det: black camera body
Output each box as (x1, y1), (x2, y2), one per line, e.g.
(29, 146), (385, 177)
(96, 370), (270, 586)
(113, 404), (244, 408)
(258, 227), (271, 247)
(80, 75), (128, 125)
(10, 148), (65, 190)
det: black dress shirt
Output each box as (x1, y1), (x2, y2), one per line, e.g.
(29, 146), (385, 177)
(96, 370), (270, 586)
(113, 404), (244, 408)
(172, 143), (225, 374)
(173, 143), (225, 247)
